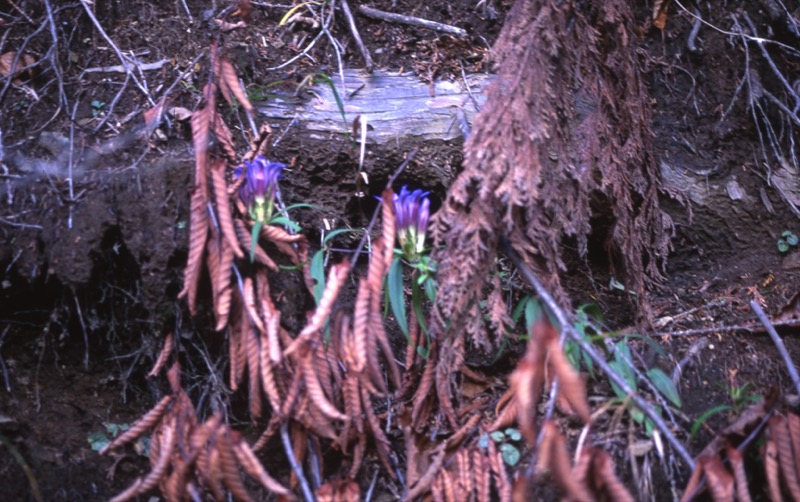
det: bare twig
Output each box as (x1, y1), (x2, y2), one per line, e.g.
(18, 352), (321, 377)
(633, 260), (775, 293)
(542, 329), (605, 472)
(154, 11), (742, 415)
(340, 0), (374, 71)
(280, 421), (316, 502)
(357, 6), (467, 38)
(687, 7), (702, 52)
(750, 300), (800, 395)
(78, 0), (156, 106)
(81, 59), (171, 75)
(500, 236), (696, 471)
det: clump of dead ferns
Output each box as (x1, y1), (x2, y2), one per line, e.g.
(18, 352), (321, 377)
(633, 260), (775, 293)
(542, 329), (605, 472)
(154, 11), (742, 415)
(95, 27), (636, 499)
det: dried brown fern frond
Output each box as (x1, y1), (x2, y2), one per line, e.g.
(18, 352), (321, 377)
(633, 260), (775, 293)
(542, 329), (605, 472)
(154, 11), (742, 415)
(105, 364), (292, 502)
(492, 318), (590, 444)
(219, 56), (254, 115)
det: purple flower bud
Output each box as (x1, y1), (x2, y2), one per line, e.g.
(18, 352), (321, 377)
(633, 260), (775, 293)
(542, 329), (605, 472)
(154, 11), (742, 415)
(393, 186), (430, 257)
(238, 156), (285, 222)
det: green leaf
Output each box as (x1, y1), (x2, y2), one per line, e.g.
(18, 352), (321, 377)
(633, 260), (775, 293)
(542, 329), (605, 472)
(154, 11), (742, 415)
(490, 431), (506, 443)
(411, 278), (428, 336)
(500, 443), (521, 466)
(690, 404), (731, 441)
(788, 233), (799, 246)
(625, 333), (667, 359)
(88, 432), (110, 452)
(628, 403), (645, 424)
(608, 360), (628, 398)
(577, 303), (603, 322)
(282, 203), (319, 212)
(314, 73), (348, 131)
(250, 221), (263, 263)
(478, 433), (489, 449)
(644, 417), (654, 437)
(504, 428), (522, 442)
(647, 368), (682, 407)
(310, 250), (325, 306)
(387, 257), (409, 339)
(524, 297), (542, 334)
(323, 228), (363, 245)
(267, 216), (301, 232)
(612, 342), (636, 388)
(778, 239), (790, 253)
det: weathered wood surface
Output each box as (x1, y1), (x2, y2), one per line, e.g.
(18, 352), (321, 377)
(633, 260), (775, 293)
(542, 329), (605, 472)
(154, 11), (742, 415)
(256, 69), (493, 144)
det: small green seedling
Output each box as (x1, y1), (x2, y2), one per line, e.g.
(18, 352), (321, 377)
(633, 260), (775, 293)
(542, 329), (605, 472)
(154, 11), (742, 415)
(778, 230), (799, 253)
(87, 422), (150, 456)
(479, 428), (522, 466)
(90, 100), (106, 117)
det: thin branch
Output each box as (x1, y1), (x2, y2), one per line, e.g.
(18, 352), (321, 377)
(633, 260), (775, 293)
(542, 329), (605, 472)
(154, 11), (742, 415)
(357, 6), (467, 38)
(499, 236), (696, 471)
(340, 0), (374, 71)
(750, 300), (800, 395)
(280, 421), (316, 502)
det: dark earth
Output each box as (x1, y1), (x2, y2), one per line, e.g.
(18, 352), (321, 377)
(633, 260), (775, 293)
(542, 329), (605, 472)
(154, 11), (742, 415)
(1, 0), (800, 500)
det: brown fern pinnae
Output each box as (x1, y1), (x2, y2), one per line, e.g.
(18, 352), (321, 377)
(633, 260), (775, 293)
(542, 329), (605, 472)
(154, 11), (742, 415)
(245, 326), (263, 419)
(361, 384), (395, 476)
(100, 395), (173, 455)
(178, 187), (209, 314)
(539, 421), (592, 502)
(486, 439), (512, 502)
(229, 295), (247, 390)
(545, 331), (591, 424)
(259, 343), (284, 412)
(108, 416), (176, 502)
(456, 449), (474, 499)
(703, 456), (735, 502)
(241, 276), (266, 333)
(445, 413), (481, 450)
(233, 440), (293, 497)
(219, 56), (254, 115)
(217, 429), (256, 502)
(147, 332), (173, 378)
(769, 415), (800, 499)
(260, 223), (305, 244)
(411, 341), (437, 425)
(352, 279), (370, 374)
(286, 262), (350, 356)
(215, 239), (236, 331)
(316, 480), (359, 502)
(349, 430), (367, 479)
(764, 438), (784, 502)
(210, 158), (244, 260)
(405, 444), (446, 501)
(301, 347), (347, 422)
(380, 188), (396, 272)
(233, 218), (278, 270)
(212, 113), (238, 162)
(590, 448), (635, 502)
(474, 448), (491, 502)
(255, 269), (283, 364)
(440, 469), (457, 501)
(726, 447), (752, 502)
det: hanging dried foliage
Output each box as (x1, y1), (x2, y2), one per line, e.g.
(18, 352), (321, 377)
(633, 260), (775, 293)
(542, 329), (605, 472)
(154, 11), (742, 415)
(101, 364), (292, 502)
(429, 0), (678, 421)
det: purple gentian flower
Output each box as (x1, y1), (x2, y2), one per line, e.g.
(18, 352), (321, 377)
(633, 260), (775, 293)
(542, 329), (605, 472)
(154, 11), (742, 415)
(393, 186), (430, 258)
(238, 156), (285, 222)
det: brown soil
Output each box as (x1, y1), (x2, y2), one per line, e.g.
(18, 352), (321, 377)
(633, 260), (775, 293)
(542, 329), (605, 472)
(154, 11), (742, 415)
(1, 1), (799, 500)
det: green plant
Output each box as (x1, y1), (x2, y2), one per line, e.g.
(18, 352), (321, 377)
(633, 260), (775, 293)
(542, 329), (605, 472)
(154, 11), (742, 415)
(90, 99), (105, 117)
(385, 187), (435, 358)
(479, 428), (523, 466)
(689, 378), (761, 441)
(88, 422), (149, 456)
(777, 230), (798, 253)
